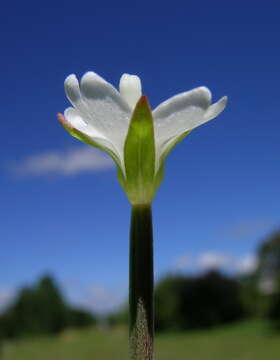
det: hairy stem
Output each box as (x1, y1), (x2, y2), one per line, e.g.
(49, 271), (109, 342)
(129, 204), (154, 360)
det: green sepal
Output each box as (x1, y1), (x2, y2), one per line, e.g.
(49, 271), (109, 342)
(123, 96), (156, 205)
(154, 129), (192, 190)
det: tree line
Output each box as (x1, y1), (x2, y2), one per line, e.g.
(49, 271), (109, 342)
(0, 276), (95, 339)
(1, 230), (280, 339)
(110, 230), (280, 331)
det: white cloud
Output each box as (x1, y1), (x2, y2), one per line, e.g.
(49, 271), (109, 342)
(173, 255), (191, 271)
(10, 146), (114, 177)
(86, 286), (125, 314)
(235, 255), (258, 274)
(198, 252), (233, 270)
(0, 288), (14, 312)
(63, 280), (126, 315)
(172, 252), (258, 274)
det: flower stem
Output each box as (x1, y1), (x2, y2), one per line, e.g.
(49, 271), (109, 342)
(129, 204), (154, 360)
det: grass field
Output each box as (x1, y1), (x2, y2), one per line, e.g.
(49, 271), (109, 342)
(2, 320), (280, 360)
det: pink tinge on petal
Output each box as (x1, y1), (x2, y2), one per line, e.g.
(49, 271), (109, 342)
(57, 113), (74, 130)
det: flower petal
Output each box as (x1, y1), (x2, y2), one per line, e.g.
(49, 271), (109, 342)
(204, 96), (228, 122)
(64, 107), (103, 138)
(153, 87), (227, 171)
(65, 72), (132, 160)
(64, 74), (82, 104)
(153, 87), (211, 157)
(60, 109), (124, 172)
(119, 73), (142, 110)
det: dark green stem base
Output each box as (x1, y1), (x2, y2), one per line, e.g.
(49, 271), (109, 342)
(129, 204), (154, 360)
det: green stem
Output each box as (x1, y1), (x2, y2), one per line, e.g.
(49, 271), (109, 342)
(129, 204), (154, 360)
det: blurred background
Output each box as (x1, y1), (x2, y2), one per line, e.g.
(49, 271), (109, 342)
(1, 0), (280, 359)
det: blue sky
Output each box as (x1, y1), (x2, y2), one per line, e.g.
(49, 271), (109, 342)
(0, 0), (280, 312)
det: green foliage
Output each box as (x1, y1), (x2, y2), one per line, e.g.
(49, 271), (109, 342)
(238, 272), (266, 317)
(252, 229), (280, 328)
(258, 230), (280, 281)
(155, 275), (186, 331)
(68, 308), (96, 328)
(0, 275), (96, 339)
(267, 276), (280, 330)
(155, 271), (245, 331)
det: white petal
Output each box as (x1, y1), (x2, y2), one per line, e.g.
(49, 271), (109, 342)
(64, 74), (82, 104)
(64, 74), (94, 123)
(204, 96), (228, 121)
(64, 72), (132, 162)
(153, 87), (211, 146)
(64, 107), (122, 167)
(119, 73), (142, 109)
(64, 107), (102, 138)
(153, 87), (226, 170)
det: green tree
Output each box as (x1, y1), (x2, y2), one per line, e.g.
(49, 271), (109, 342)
(155, 271), (245, 332)
(0, 274), (95, 339)
(155, 275), (187, 331)
(34, 275), (69, 333)
(257, 230), (280, 295)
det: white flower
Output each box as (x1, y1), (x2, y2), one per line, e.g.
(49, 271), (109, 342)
(60, 72), (227, 170)
(58, 71), (227, 203)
